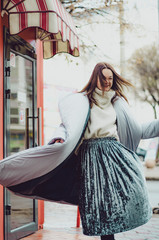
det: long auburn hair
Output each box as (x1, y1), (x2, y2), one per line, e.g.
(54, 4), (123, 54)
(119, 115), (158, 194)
(79, 62), (133, 107)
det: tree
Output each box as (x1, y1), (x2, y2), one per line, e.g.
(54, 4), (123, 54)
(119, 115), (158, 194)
(129, 44), (159, 119)
(59, 0), (130, 66)
(60, 0), (124, 17)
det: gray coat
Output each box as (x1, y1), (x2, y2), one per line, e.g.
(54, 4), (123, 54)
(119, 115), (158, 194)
(0, 93), (158, 204)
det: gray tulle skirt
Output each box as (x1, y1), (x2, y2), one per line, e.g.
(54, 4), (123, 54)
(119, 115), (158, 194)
(78, 137), (152, 236)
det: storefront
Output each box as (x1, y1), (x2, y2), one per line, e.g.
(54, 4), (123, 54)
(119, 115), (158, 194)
(0, 0), (79, 239)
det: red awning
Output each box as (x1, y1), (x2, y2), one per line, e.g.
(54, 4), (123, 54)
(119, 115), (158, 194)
(2, 0), (79, 58)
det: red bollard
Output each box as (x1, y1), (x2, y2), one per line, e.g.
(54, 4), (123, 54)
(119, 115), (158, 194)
(76, 206), (80, 227)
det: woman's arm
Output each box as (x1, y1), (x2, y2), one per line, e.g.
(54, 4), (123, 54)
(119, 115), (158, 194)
(54, 139), (64, 143)
(141, 119), (159, 139)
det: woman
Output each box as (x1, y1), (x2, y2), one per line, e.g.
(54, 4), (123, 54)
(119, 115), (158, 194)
(0, 62), (157, 239)
(56, 62), (152, 240)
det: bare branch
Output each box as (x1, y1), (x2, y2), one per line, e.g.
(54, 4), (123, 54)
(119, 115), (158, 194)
(129, 44), (159, 118)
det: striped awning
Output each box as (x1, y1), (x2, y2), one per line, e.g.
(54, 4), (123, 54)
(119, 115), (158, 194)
(2, 0), (79, 58)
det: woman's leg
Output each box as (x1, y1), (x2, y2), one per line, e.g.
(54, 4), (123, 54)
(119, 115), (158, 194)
(100, 234), (115, 240)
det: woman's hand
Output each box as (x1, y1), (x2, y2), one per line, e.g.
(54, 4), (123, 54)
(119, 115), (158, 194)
(54, 139), (64, 143)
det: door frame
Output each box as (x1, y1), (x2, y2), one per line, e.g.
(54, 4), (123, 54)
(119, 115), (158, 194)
(3, 27), (38, 240)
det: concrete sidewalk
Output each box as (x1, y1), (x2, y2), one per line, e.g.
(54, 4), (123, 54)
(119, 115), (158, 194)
(22, 211), (159, 240)
(22, 217), (159, 240)
(22, 201), (159, 240)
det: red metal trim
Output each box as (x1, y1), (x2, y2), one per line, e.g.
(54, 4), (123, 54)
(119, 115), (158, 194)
(36, 39), (44, 228)
(76, 207), (80, 228)
(38, 200), (44, 229)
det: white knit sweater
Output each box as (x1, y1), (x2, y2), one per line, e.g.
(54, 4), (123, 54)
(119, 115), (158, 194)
(84, 87), (119, 140)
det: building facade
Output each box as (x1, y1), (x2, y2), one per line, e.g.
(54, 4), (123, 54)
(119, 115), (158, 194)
(0, 9), (45, 240)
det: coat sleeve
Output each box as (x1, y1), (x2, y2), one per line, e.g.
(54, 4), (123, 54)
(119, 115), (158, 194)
(48, 123), (67, 144)
(113, 97), (142, 152)
(141, 120), (159, 139)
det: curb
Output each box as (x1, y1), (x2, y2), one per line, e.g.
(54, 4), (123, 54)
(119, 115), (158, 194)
(146, 177), (159, 181)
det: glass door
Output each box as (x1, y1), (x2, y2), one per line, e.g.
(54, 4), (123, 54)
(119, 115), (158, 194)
(4, 30), (38, 240)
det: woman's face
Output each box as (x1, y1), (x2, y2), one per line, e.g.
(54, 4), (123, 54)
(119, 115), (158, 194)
(97, 68), (113, 92)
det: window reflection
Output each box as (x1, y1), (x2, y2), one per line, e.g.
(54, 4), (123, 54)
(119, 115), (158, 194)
(9, 53), (34, 229)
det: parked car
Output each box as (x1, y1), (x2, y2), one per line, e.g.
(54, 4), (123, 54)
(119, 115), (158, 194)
(136, 147), (147, 161)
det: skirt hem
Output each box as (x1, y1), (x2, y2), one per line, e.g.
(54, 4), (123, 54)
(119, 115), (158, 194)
(82, 213), (152, 236)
